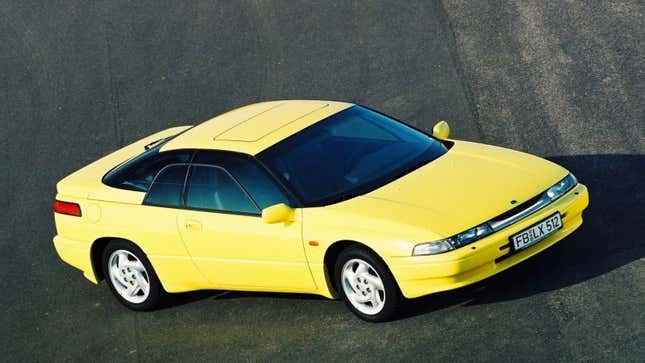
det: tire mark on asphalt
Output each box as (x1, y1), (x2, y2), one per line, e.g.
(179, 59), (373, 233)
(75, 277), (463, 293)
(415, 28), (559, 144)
(437, 0), (484, 139)
(350, 1), (369, 105)
(246, 0), (273, 103)
(103, 20), (123, 148)
(0, 41), (11, 281)
(99, 8), (138, 362)
(560, 0), (645, 152)
(439, 1), (531, 150)
(443, 0), (642, 156)
(133, 313), (141, 363)
(0, 15), (13, 222)
(0, 4), (53, 229)
(514, 2), (612, 156)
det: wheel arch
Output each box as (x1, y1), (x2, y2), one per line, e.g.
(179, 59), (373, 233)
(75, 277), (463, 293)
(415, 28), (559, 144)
(91, 237), (144, 282)
(323, 240), (387, 296)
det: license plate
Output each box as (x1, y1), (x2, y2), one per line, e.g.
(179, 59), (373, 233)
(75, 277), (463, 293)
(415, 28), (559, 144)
(510, 212), (562, 251)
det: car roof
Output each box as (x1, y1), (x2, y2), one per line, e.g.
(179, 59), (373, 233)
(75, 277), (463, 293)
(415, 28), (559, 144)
(161, 100), (353, 155)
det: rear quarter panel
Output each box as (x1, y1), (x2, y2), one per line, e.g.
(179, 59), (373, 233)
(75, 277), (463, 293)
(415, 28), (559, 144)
(53, 125), (211, 292)
(90, 199), (211, 292)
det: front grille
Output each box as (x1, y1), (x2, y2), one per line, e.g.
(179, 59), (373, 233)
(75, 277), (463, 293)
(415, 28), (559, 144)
(492, 192), (543, 222)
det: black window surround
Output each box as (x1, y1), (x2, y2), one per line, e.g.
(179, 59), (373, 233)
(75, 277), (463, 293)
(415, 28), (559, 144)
(192, 149), (297, 208)
(144, 164), (190, 208)
(183, 163), (261, 216)
(142, 162), (260, 216)
(141, 150), (299, 216)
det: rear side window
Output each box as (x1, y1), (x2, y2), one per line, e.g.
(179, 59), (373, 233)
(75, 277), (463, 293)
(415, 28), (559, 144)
(144, 164), (189, 207)
(193, 151), (291, 209)
(103, 145), (192, 192)
(185, 165), (259, 215)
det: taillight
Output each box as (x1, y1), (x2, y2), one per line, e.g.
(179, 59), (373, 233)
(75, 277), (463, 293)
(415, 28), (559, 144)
(54, 200), (82, 217)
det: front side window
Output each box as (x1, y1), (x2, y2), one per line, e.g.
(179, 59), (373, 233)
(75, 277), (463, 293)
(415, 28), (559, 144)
(184, 165), (259, 215)
(103, 144), (192, 192)
(144, 164), (189, 207)
(192, 151), (291, 209)
(257, 105), (448, 206)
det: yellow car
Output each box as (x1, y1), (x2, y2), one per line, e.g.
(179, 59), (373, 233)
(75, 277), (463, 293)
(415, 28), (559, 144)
(53, 100), (589, 321)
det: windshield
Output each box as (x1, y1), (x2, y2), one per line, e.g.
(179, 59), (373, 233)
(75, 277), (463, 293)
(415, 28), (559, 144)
(257, 105), (448, 206)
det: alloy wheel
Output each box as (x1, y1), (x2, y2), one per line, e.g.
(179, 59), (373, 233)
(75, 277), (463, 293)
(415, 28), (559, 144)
(341, 258), (386, 315)
(107, 249), (150, 304)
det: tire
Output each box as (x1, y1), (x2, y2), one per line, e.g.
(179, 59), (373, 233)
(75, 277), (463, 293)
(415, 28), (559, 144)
(101, 239), (165, 311)
(334, 245), (400, 322)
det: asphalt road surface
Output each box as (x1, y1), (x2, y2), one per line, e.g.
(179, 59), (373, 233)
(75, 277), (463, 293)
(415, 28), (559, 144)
(1, 1), (643, 362)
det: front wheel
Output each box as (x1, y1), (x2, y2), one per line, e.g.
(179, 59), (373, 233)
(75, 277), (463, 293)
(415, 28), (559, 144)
(102, 239), (164, 311)
(335, 246), (400, 322)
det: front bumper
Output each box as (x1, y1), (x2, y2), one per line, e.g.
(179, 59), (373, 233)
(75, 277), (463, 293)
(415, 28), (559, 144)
(387, 183), (589, 299)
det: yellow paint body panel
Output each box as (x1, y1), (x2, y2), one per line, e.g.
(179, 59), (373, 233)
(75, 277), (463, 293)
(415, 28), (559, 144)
(385, 183), (588, 298)
(53, 100), (589, 300)
(161, 100), (352, 155)
(176, 208), (316, 291)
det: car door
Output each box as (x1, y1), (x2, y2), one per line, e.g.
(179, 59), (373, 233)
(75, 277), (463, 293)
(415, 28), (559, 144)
(177, 152), (315, 291)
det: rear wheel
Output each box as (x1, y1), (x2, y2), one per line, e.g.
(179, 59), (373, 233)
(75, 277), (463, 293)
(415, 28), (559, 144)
(102, 239), (164, 311)
(335, 245), (400, 322)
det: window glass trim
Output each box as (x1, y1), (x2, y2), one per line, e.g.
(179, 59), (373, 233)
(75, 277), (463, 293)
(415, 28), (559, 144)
(140, 150), (302, 217)
(183, 163), (262, 215)
(192, 149), (302, 208)
(142, 163), (191, 207)
(142, 162), (263, 217)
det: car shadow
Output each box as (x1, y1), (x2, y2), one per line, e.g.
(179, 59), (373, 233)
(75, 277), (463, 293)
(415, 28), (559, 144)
(161, 289), (327, 310)
(163, 154), (644, 319)
(397, 153), (645, 319)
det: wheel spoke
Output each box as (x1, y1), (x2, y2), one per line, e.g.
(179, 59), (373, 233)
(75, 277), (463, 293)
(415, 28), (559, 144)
(117, 251), (130, 268)
(139, 280), (149, 296)
(110, 265), (122, 280)
(133, 271), (149, 294)
(355, 262), (368, 275)
(344, 269), (357, 285)
(110, 265), (127, 287)
(126, 281), (140, 297)
(354, 293), (371, 303)
(369, 289), (381, 307)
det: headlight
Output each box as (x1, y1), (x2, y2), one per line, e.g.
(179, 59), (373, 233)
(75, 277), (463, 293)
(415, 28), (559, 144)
(413, 239), (454, 255)
(413, 222), (493, 256)
(546, 173), (577, 200)
(452, 223), (493, 247)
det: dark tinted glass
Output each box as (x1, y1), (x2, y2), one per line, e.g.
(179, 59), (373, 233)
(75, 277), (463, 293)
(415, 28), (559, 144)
(185, 165), (259, 214)
(257, 105), (448, 206)
(103, 144), (192, 192)
(144, 164), (189, 207)
(193, 151), (290, 209)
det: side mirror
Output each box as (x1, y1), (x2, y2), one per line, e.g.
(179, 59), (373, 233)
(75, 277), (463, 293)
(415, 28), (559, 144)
(432, 120), (450, 139)
(261, 203), (295, 224)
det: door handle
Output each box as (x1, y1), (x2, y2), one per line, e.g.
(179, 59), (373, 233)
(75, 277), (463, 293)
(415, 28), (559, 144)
(184, 220), (202, 231)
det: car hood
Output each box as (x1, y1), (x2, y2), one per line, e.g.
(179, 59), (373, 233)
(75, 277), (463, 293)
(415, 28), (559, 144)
(346, 140), (568, 237)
